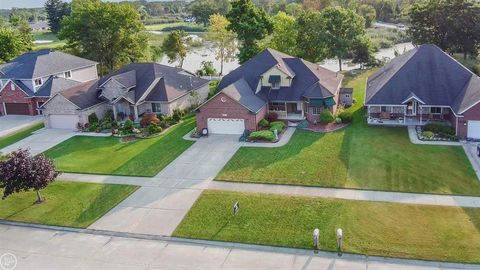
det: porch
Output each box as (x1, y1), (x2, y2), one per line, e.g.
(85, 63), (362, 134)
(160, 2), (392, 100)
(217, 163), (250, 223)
(268, 101), (306, 120)
(367, 102), (452, 126)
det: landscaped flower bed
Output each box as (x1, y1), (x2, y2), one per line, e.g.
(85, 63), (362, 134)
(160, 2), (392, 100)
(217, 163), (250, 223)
(248, 115), (287, 142)
(416, 123), (458, 141)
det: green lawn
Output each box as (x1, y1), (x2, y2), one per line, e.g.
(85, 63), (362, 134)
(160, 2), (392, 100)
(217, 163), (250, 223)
(44, 118), (195, 176)
(0, 122), (44, 150)
(216, 69), (480, 195)
(145, 22), (205, 32)
(0, 181), (138, 228)
(33, 31), (66, 50)
(174, 190), (480, 263)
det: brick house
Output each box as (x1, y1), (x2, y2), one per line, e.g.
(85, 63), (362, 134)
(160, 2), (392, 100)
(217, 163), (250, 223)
(365, 44), (480, 139)
(0, 49), (98, 116)
(195, 48), (344, 134)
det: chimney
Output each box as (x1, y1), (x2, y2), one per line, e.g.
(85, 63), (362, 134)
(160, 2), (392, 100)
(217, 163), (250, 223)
(189, 76), (193, 87)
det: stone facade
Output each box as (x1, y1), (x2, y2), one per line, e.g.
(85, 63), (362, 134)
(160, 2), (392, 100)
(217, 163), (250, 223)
(196, 92), (267, 132)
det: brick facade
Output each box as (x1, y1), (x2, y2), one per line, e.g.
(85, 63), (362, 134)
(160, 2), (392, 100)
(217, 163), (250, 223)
(196, 92), (267, 132)
(0, 81), (47, 116)
(456, 101), (480, 138)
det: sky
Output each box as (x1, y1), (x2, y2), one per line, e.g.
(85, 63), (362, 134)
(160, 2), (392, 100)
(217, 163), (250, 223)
(0, 0), (147, 9)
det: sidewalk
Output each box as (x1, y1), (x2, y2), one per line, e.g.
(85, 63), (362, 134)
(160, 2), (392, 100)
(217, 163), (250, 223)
(209, 181), (480, 208)
(1, 223), (478, 270)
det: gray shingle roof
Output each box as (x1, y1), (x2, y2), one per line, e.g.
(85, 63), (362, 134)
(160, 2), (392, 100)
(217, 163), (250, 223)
(98, 63), (208, 103)
(59, 80), (103, 109)
(222, 78), (266, 113)
(216, 48), (342, 104)
(0, 49), (97, 79)
(365, 44), (480, 114)
(35, 77), (82, 97)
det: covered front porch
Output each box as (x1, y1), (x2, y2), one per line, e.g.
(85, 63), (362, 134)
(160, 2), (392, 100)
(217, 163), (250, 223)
(268, 101), (305, 120)
(367, 101), (452, 126)
(112, 98), (139, 121)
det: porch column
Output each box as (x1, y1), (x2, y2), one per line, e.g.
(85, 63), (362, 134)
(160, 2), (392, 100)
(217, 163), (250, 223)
(285, 102), (287, 118)
(367, 106), (370, 122)
(133, 105), (139, 120)
(112, 104), (117, 121)
(301, 102), (304, 119)
(404, 106), (407, 124)
(419, 107), (422, 123)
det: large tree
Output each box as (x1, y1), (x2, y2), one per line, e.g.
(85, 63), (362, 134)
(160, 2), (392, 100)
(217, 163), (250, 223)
(319, 7), (366, 71)
(267, 11), (298, 56)
(227, 0), (273, 63)
(60, 0), (148, 73)
(189, 0), (230, 27)
(205, 14), (236, 75)
(0, 149), (58, 203)
(162, 30), (188, 68)
(45, 0), (71, 33)
(0, 26), (32, 63)
(296, 10), (326, 62)
(408, 0), (480, 59)
(357, 4), (376, 28)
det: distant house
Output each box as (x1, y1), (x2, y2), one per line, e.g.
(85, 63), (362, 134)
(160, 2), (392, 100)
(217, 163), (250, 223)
(0, 49), (98, 116)
(365, 44), (480, 139)
(29, 21), (49, 32)
(195, 48), (344, 134)
(42, 63), (209, 129)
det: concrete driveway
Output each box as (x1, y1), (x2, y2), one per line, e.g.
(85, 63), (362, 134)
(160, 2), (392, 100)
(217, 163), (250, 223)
(0, 128), (76, 155)
(0, 115), (43, 137)
(89, 135), (241, 236)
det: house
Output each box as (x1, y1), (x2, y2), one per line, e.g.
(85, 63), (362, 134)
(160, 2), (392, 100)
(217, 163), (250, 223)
(195, 48), (344, 134)
(0, 49), (98, 116)
(29, 21), (50, 32)
(42, 63), (209, 129)
(365, 44), (480, 139)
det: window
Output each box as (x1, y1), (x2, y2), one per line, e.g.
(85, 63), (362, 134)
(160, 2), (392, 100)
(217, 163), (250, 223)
(151, 103), (162, 113)
(64, 71), (72, 78)
(311, 106), (322, 115)
(381, 106), (392, 112)
(268, 75), (281, 89)
(34, 78), (42, 87)
(345, 94), (350, 98)
(268, 102), (286, 111)
(271, 81), (280, 89)
(430, 107), (442, 114)
(10, 82), (15, 91)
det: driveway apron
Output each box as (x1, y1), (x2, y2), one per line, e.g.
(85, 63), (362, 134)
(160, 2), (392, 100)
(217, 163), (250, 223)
(88, 135), (241, 236)
(0, 128), (77, 155)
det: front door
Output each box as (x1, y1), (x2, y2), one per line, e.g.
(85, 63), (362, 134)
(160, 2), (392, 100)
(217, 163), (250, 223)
(406, 101), (417, 116)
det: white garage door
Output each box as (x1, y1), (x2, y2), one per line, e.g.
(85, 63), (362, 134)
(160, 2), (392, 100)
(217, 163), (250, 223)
(207, 118), (245, 134)
(468, 121), (480, 139)
(49, 115), (79, 130)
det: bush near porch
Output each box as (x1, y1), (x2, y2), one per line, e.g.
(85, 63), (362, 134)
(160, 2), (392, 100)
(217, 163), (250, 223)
(215, 69), (480, 195)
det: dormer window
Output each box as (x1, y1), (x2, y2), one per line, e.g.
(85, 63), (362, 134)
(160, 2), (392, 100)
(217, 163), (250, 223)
(64, 71), (72, 78)
(34, 78), (42, 87)
(268, 75), (281, 89)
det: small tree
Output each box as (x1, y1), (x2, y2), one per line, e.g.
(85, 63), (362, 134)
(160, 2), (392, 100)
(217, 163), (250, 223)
(162, 30), (188, 68)
(196, 61), (217, 76)
(205, 14), (236, 75)
(0, 149), (58, 203)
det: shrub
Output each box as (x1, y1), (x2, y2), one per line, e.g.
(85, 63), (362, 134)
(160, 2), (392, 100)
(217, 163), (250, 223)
(249, 130), (275, 142)
(258, 119), (270, 128)
(338, 111), (353, 123)
(335, 117), (342, 124)
(148, 123), (162, 135)
(172, 110), (182, 123)
(423, 123), (455, 137)
(265, 112), (279, 122)
(159, 120), (170, 129)
(269, 121), (286, 132)
(88, 112), (99, 124)
(122, 119), (134, 134)
(140, 112), (160, 128)
(88, 122), (98, 132)
(421, 131), (434, 139)
(319, 109), (335, 123)
(104, 109), (114, 122)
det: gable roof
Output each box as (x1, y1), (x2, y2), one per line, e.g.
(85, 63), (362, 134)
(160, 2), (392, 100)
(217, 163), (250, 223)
(216, 48), (342, 103)
(222, 78), (266, 113)
(0, 49), (97, 79)
(35, 77), (82, 97)
(58, 80), (103, 109)
(98, 63), (209, 104)
(365, 44), (480, 114)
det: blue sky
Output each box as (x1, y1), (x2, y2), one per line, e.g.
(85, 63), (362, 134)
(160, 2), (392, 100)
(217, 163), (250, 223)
(1, 0), (139, 9)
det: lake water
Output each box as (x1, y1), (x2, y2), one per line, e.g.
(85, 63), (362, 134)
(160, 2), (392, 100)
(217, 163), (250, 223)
(154, 32), (414, 74)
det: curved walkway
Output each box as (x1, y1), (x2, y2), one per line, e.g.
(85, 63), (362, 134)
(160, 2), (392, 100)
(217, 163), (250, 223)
(209, 181), (480, 208)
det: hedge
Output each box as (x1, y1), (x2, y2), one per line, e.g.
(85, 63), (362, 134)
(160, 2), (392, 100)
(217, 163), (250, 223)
(249, 130), (275, 142)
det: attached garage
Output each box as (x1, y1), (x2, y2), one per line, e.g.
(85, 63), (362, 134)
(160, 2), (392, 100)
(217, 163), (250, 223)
(4, 103), (29, 115)
(207, 118), (245, 134)
(467, 121), (480, 139)
(48, 114), (79, 129)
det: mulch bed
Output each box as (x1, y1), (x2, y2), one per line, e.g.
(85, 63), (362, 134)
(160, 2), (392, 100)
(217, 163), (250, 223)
(303, 122), (349, 133)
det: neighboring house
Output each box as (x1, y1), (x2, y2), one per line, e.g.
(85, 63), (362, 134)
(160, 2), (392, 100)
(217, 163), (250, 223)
(0, 49), (98, 116)
(29, 21), (49, 31)
(42, 63), (209, 129)
(195, 48), (344, 134)
(339, 88), (353, 107)
(365, 44), (480, 139)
